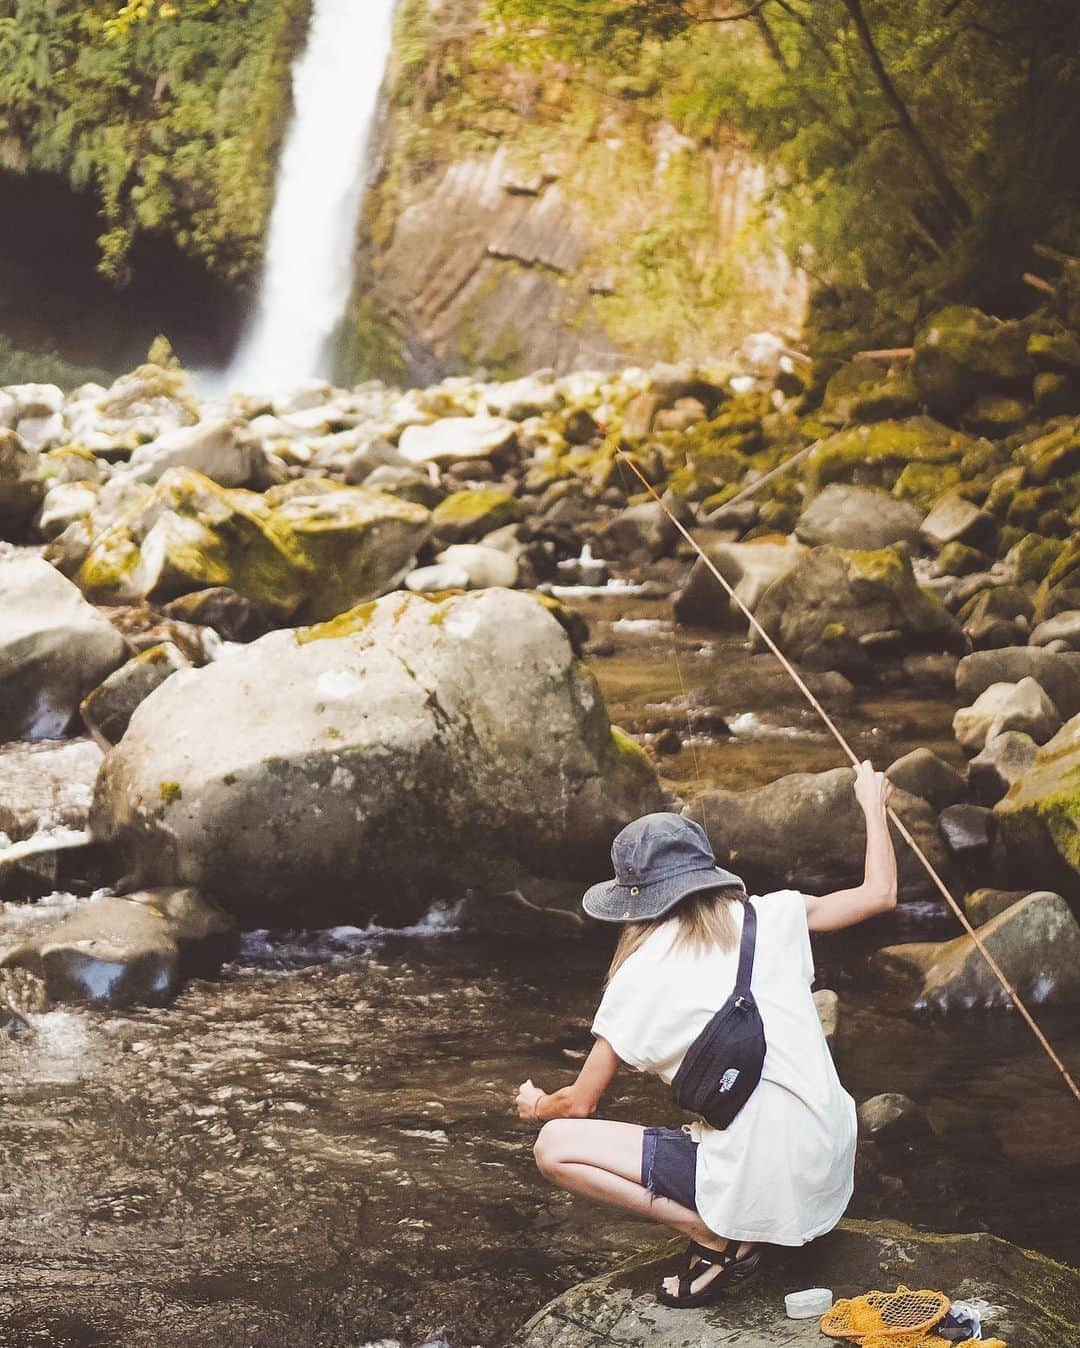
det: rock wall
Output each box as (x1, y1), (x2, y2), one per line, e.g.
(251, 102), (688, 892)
(352, 0), (807, 383)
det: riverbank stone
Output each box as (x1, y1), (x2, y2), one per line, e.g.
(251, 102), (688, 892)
(80, 642), (190, 749)
(795, 484), (923, 551)
(856, 1093), (931, 1145)
(74, 468), (430, 623)
(995, 713), (1080, 899)
(513, 1218), (1078, 1348)
(872, 891), (1080, 1009)
(955, 646), (1080, 719)
(968, 729), (1038, 805)
(0, 887), (238, 1009)
(964, 887), (1032, 925)
(885, 748), (967, 811)
(752, 545), (962, 666)
(91, 588), (663, 923)
(953, 678), (1062, 752)
(673, 537), (805, 628)
(0, 556), (127, 740)
(689, 767), (948, 900)
(912, 306), (1033, 417)
(398, 415), (518, 467)
(0, 429), (45, 537)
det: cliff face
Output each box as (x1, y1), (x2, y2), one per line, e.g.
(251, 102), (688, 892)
(352, 0), (806, 383)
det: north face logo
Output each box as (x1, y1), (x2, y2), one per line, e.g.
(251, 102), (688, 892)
(718, 1067), (740, 1093)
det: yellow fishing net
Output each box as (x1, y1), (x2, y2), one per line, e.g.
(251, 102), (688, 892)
(819, 1287), (1005, 1348)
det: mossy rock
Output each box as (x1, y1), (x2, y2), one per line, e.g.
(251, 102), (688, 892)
(666, 444), (744, 501)
(821, 358), (919, 423)
(753, 544), (962, 663)
(985, 463), (1026, 515)
(75, 469), (430, 622)
(757, 499), (797, 533)
(431, 487), (523, 543)
(1033, 536), (1080, 621)
(996, 713), (1080, 900)
(271, 484), (431, 622)
(806, 418), (972, 495)
(961, 393), (1030, 439)
(76, 470), (309, 616)
(1028, 328), (1080, 374)
(1006, 485), (1062, 531)
(937, 541), (990, 576)
(1018, 420), (1080, 485)
(1005, 533), (1066, 584)
(891, 461), (962, 506)
(913, 305), (1033, 417)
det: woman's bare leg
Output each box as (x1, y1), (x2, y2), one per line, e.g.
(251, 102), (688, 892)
(533, 1118), (755, 1297)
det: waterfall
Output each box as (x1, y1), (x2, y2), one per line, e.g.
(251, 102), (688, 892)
(225, 0), (398, 393)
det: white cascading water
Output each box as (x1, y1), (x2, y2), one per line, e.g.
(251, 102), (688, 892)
(225, 0), (398, 393)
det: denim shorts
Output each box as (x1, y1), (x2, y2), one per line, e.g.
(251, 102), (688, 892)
(641, 1125), (699, 1212)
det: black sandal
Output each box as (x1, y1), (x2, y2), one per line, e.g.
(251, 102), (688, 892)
(655, 1239), (763, 1308)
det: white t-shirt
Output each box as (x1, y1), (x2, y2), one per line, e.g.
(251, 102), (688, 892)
(591, 890), (856, 1246)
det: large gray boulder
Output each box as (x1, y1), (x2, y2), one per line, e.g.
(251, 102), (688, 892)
(796, 484), (923, 551)
(688, 767), (949, 900)
(673, 538), (805, 628)
(752, 546), (962, 665)
(91, 589), (663, 923)
(0, 887), (238, 1009)
(0, 556), (127, 740)
(514, 1219), (1079, 1348)
(955, 647), (1080, 719)
(873, 891), (1080, 1009)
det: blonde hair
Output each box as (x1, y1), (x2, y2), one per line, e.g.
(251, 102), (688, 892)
(607, 887), (743, 982)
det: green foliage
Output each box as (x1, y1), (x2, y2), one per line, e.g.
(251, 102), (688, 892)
(0, 0), (310, 282)
(485, 0), (1080, 340)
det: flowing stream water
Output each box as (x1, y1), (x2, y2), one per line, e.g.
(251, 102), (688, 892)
(2, 590), (1078, 1348)
(224, 0), (398, 392)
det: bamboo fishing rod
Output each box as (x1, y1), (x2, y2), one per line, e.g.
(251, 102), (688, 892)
(615, 448), (1080, 1107)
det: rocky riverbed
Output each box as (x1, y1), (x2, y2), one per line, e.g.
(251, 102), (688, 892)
(2, 303), (1080, 1343)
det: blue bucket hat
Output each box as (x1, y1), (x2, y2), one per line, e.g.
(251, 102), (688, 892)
(582, 812), (745, 923)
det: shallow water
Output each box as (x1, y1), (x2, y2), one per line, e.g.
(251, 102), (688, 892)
(1, 587), (1078, 1347)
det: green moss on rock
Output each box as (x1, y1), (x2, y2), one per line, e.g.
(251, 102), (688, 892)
(432, 488), (522, 542)
(807, 419), (971, 494)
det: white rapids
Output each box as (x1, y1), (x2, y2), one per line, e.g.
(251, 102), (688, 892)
(225, 0), (399, 393)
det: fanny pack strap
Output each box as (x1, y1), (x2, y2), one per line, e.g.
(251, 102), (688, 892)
(734, 900), (757, 997)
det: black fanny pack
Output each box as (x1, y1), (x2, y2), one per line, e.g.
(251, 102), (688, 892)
(670, 900), (765, 1130)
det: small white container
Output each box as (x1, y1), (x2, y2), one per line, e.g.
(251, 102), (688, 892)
(785, 1287), (834, 1319)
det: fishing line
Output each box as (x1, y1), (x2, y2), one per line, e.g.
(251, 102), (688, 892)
(616, 447), (1080, 1107)
(614, 452), (710, 834)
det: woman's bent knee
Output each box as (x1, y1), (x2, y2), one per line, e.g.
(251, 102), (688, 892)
(533, 1119), (574, 1179)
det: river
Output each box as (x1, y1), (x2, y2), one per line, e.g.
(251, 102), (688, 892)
(2, 587), (1078, 1347)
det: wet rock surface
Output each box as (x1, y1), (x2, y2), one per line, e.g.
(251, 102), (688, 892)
(515, 1219), (1080, 1348)
(0, 556), (127, 740)
(1, 887), (238, 1009)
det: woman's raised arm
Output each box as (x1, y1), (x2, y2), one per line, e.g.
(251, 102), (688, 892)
(515, 1036), (619, 1122)
(804, 761), (898, 933)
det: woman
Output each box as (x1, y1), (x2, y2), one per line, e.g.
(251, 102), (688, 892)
(515, 760), (896, 1308)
